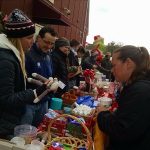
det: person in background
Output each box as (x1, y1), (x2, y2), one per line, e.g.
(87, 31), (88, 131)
(21, 26), (58, 127)
(81, 49), (99, 70)
(68, 39), (81, 88)
(94, 52), (114, 81)
(52, 37), (70, 97)
(97, 45), (150, 150)
(77, 46), (86, 65)
(76, 46), (87, 82)
(80, 50), (91, 70)
(70, 39), (81, 57)
(0, 9), (50, 139)
(100, 52), (112, 80)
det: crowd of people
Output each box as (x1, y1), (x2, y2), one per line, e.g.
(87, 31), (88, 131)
(0, 8), (150, 150)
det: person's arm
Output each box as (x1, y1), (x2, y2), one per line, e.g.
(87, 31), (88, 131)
(0, 59), (51, 106)
(0, 60), (35, 106)
(96, 62), (110, 72)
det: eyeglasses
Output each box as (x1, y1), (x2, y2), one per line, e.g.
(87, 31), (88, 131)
(42, 39), (55, 45)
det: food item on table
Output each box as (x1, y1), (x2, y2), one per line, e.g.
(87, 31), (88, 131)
(68, 66), (78, 73)
(98, 97), (112, 107)
(72, 104), (93, 116)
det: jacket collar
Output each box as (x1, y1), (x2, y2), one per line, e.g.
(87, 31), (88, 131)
(54, 48), (67, 58)
(0, 34), (21, 63)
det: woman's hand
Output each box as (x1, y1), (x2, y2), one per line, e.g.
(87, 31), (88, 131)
(96, 105), (110, 116)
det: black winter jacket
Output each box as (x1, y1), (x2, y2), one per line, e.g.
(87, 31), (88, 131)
(51, 49), (69, 97)
(97, 80), (150, 150)
(0, 48), (35, 139)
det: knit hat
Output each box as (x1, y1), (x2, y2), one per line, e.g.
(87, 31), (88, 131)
(55, 37), (70, 49)
(4, 9), (35, 38)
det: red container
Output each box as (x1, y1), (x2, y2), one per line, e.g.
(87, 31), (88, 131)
(38, 115), (67, 137)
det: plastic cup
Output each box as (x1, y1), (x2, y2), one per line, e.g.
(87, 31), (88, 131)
(50, 98), (62, 110)
(98, 97), (112, 107)
(14, 124), (37, 144)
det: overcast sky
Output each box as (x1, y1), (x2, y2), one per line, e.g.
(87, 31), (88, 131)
(86, 0), (150, 51)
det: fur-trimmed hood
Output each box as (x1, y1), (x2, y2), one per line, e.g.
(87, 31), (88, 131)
(0, 34), (22, 63)
(0, 33), (26, 87)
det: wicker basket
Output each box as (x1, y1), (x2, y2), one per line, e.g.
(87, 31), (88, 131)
(45, 114), (93, 150)
(71, 109), (95, 135)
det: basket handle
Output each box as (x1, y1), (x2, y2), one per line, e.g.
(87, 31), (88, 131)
(47, 114), (93, 149)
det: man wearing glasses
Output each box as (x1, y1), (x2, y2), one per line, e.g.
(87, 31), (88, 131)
(22, 26), (58, 127)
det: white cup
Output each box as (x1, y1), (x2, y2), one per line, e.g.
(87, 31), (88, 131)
(98, 97), (112, 107)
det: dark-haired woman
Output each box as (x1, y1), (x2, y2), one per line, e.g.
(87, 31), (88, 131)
(97, 45), (150, 150)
